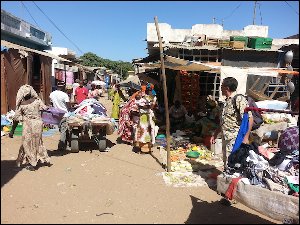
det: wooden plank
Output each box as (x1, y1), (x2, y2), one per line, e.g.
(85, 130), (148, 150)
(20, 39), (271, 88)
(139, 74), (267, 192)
(154, 16), (171, 172)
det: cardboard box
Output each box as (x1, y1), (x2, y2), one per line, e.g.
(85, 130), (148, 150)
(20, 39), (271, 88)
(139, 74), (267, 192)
(229, 41), (245, 49)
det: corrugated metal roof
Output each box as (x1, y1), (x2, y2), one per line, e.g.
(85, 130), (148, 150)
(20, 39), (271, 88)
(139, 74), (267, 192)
(1, 40), (71, 62)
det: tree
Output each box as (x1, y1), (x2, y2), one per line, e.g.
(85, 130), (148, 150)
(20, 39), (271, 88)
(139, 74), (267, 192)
(79, 52), (134, 79)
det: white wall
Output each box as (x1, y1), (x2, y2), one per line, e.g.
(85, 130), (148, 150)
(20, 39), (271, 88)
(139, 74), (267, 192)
(147, 23), (269, 42)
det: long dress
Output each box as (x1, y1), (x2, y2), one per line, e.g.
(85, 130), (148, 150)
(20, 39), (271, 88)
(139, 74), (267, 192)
(134, 95), (157, 145)
(111, 91), (121, 119)
(118, 99), (139, 144)
(14, 99), (50, 167)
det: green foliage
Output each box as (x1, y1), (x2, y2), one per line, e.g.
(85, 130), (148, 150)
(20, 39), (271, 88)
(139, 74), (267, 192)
(79, 52), (134, 79)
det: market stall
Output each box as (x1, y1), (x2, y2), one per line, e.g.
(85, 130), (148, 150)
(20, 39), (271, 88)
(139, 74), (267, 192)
(216, 106), (299, 223)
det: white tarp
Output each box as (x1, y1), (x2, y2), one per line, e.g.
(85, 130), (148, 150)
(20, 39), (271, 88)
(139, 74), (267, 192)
(92, 80), (106, 86)
(219, 66), (279, 101)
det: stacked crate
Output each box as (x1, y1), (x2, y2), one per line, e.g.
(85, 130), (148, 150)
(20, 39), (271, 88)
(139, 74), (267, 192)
(248, 37), (273, 49)
(206, 37), (219, 46)
(180, 73), (200, 113)
(218, 40), (230, 48)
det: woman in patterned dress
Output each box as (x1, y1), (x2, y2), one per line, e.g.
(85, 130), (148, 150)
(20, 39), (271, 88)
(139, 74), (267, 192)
(9, 85), (51, 171)
(134, 84), (157, 152)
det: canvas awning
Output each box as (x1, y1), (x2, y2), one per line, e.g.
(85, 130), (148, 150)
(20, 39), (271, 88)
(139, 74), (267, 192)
(119, 75), (141, 85)
(1, 40), (71, 62)
(137, 73), (160, 86)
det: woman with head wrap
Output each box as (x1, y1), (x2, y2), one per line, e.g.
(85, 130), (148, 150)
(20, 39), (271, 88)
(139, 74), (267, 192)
(9, 85), (51, 171)
(111, 84), (127, 120)
(118, 93), (140, 144)
(134, 83), (157, 153)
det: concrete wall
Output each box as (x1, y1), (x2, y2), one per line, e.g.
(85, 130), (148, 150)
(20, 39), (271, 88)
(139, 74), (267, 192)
(1, 9), (52, 49)
(147, 23), (269, 42)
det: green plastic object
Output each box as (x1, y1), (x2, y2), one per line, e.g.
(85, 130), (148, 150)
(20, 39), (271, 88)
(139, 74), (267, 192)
(248, 37), (273, 49)
(230, 36), (248, 45)
(156, 134), (166, 139)
(186, 151), (200, 158)
(8, 124), (23, 136)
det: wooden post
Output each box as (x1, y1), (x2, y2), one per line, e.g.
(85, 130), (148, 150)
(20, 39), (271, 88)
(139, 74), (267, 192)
(64, 63), (67, 89)
(154, 16), (171, 172)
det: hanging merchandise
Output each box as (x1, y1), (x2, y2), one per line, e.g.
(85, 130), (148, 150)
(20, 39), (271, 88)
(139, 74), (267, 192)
(180, 72), (200, 113)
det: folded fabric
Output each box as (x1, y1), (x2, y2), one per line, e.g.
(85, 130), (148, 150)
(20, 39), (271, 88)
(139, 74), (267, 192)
(258, 146), (276, 160)
(285, 176), (299, 185)
(231, 113), (249, 154)
(225, 177), (242, 200)
(246, 150), (269, 171)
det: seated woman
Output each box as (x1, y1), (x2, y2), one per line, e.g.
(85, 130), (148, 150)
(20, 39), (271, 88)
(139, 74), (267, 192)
(169, 100), (188, 133)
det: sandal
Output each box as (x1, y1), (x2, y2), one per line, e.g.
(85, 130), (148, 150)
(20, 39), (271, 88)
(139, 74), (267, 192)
(25, 165), (36, 171)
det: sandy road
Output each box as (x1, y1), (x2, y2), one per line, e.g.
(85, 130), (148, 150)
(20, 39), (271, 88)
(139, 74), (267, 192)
(1, 95), (279, 224)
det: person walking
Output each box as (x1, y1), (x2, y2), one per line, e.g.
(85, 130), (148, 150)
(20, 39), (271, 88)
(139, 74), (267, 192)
(49, 84), (71, 151)
(111, 84), (126, 120)
(9, 85), (51, 171)
(71, 79), (80, 103)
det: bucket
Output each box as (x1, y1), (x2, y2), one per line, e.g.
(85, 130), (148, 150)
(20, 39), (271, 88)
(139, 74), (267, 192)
(211, 138), (222, 155)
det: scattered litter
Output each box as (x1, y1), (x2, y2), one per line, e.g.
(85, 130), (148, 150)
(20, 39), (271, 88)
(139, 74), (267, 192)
(159, 172), (208, 187)
(96, 213), (114, 217)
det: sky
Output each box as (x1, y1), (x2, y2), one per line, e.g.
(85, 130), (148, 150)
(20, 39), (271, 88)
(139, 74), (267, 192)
(1, 1), (299, 62)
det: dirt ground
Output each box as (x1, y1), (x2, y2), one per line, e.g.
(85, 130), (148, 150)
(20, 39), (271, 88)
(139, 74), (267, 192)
(1, 95), (280, 224)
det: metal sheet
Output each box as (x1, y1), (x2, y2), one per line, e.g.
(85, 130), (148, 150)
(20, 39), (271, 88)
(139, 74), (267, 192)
(1, 40), (71, 62)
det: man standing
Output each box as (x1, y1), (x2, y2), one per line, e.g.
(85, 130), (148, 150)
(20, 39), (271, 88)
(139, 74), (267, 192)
(210, 77), (253, 168)
(75, 80), (89, 104)
(50, 85), (71, 151)
(50, 85), (70, 113)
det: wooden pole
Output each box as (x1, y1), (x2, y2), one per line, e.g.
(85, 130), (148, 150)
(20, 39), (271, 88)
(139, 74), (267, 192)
(154, 16), (171, 172)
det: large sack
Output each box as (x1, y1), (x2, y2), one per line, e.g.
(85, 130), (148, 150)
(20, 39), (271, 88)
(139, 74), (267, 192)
(217, 174), (299, 223)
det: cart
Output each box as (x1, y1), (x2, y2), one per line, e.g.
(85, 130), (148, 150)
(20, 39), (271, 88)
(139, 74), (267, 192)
(67, 120), (110, 152)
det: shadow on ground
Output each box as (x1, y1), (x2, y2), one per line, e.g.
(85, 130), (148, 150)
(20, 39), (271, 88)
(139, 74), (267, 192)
(1, 160), (22, 188)
(185, 195), (275, 224)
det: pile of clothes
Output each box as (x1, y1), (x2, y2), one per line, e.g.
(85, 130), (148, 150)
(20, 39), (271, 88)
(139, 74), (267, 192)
(225, 126), (299, 197)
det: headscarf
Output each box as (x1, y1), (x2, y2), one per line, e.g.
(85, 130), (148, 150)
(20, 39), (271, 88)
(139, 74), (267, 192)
(16, 84), (39, 109)
(141, 85), (146, 92)
(146, 83), (156, 96)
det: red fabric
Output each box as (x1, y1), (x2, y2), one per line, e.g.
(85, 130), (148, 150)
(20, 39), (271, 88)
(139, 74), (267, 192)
(225, 177), (242, 200)
(75, 86), (88, 104)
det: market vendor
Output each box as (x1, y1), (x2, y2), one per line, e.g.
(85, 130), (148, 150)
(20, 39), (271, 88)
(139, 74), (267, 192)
(169, 100), (188, 133)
